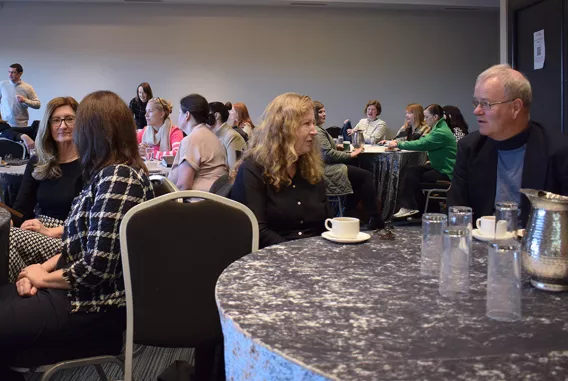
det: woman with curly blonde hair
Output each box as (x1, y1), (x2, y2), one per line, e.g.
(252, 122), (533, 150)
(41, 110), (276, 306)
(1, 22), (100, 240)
(230, 93), (331, 248)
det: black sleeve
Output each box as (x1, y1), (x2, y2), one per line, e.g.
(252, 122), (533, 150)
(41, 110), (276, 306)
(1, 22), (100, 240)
(0, 121), (22, 142)
(447, 139), (470, 207)
(230, 160), (286, 248)
(129, 98), (136, 112)
(12, 157), (39, 222)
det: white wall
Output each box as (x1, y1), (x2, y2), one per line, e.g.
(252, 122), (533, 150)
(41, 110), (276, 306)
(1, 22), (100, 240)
(0, 2), (498, 133)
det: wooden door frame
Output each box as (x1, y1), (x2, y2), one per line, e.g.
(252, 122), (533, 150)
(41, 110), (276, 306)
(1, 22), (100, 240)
(508, 0), (566, 133)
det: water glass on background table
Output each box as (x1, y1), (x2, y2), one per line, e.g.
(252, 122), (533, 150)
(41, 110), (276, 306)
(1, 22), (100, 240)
(439, 228), (470, 299)
(421, 213), (447, 276)
(495, 201), (518, 241)
(145, 147), (154, 162)
(486, 242), (522, 321)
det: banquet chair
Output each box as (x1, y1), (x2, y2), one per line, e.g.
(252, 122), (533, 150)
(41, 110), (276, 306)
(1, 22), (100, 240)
(421, 180), (451, 214)
(325, 126), (341, 139)
(209, 174), (233, 198)
(119, 191), (259, 381)
(327, 193), (348, 217)
(149, 174), (178, 197)
(0, 138), (27, 160)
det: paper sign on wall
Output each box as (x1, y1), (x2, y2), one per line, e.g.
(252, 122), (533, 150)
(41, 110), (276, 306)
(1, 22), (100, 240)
(534, 30), (545, 70)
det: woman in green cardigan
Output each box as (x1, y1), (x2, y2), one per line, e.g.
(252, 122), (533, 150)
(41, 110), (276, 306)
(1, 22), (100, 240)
(387, 104), (457, 218)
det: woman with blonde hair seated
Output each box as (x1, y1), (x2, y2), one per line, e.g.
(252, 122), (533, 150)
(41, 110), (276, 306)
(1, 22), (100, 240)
(137, 97), (183, 160)
(392, 103), (431, 142)
(230, 93), (331, 249)
(168, 94), (228, 191)
(9, 96), (83, 282)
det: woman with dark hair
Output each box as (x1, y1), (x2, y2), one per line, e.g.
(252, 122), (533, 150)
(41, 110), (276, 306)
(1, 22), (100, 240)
(230, 93), (332, 249)
(129, 82), (153, 130)
(386, 104), (457, 218)
(342, 100), (388, 143)
(313, 101), (384, 230)
(168, 94), (227, 191)
(8, 97), (83, 282)
(0, 115), (35, 152)
(0, 91), (154, 381)
(233, 102), (255, 137)
(443, 105), (469, 141)
(209, 101), (246, 170)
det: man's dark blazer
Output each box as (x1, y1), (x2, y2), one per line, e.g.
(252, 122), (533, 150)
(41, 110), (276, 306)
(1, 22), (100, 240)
(448, 121), (568, 226)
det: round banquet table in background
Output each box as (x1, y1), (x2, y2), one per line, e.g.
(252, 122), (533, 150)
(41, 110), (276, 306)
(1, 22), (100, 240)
(216, 226), (568, 381)
(358, 145), (427, 221)
(0, 164), (27, 207)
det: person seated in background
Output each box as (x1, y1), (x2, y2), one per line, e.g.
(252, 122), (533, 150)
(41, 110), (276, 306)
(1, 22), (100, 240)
(8, 97), (83, 282)
(168, 94), (227, 191)
(313, 101), (384, 230)
(226, 101), (249, 142)
(137, 97), (183, 160)
(129, 82), (153, 130)
(0, 114), (35, 153)
(0, 90), (154, 381)
(388, 104), (457, 219)
(342, 100), (388, 144)
(448, 64), (568, 225)
(392, 103), (431, 142)
(230, 93), (332, 249)
(443, 105), (469, 142)
(233, 102), (256, 138)
(209, 101), (247, 170)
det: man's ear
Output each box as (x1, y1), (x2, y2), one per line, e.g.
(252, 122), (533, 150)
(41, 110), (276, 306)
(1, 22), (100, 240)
(511, 98), (523, 119)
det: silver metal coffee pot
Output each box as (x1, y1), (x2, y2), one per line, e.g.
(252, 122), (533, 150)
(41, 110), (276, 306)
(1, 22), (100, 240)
(351, 130), (364, 149)
(520, 189), (568, 291)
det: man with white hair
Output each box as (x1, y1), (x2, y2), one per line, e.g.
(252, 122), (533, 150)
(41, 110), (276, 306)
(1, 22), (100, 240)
(448, 64), (568, 225)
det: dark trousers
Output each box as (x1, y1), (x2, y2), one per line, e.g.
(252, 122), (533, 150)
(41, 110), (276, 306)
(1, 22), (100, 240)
(399, 164), (449, 211)
(0, 285), (124, 380)
(341, 121), (353, 142)
(345, 165), (381, 221)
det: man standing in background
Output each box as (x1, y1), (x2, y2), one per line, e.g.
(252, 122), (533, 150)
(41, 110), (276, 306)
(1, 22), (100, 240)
(0, 63), (41, 127)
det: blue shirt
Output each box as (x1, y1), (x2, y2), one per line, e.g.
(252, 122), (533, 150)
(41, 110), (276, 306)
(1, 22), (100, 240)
(495, 145), (526, 205)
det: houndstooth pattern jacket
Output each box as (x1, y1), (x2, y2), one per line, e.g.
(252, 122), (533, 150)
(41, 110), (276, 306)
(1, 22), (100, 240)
(60, 164), (154, 313)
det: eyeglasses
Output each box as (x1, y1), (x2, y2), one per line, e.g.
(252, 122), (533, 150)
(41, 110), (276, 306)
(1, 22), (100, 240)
(472, 99), (514, 111)
(50, 116), (76, 127)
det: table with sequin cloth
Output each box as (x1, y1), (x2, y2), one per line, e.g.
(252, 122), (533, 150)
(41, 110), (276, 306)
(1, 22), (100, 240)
(216, 226), (568, 381)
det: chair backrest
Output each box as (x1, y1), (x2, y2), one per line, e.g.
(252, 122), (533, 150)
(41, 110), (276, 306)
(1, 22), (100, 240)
(0, 208), (10, 286)
(209, 174), (233, 197)
(0, 138), (26, 160)
(120, 191), (258, 352)
(326, 126), (341, 138)
(149, 174), (178, 196)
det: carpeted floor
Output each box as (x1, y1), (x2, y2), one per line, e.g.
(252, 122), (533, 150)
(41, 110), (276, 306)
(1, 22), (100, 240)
(26, 347), (193, 381)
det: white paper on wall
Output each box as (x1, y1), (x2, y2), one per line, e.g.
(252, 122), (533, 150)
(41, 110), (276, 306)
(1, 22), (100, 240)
(534, 29), (545, 70)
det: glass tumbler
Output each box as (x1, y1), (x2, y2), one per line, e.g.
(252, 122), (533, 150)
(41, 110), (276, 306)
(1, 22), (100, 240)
(495, 201), (518, 241)
(145, 147), (154, 162)
(486, 242), (522, 321)
(421, 213), (447, 276)
(439, 228), (470, 299)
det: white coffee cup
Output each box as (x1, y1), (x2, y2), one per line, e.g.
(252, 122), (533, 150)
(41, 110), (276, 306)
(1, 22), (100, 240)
(476, 216), (507, 238)
(325, 217), (359, 239)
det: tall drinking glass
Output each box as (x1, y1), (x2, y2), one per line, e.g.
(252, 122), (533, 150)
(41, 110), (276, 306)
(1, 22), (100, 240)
(486, 242), (522, 321)
(495, 201), (518, 241)
(145, 147), (154, 162)
(421, 213), (447, 276)
(448, 206), (473, 254)
(439, 228), (470, 299)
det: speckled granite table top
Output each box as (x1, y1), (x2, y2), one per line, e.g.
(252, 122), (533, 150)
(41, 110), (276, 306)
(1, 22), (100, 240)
(216, 226), (568, 380)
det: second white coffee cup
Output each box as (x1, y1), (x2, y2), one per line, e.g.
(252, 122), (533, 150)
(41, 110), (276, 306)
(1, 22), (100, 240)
(325, 217), (360, 239)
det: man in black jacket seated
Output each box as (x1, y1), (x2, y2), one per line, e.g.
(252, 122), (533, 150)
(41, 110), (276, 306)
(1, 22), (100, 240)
(448, 64), (568, 226)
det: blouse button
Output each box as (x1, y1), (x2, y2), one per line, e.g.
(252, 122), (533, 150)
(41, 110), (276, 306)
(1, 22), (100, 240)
(300, 220), (304, 224)
(293, 185), (296, 189)
(297, 201), (301, 205)
(298, 232), (303, 236)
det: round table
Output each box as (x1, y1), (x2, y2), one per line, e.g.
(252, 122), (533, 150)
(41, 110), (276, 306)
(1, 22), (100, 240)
(358, 145), (427, 221)
(216, 227), (568, 381)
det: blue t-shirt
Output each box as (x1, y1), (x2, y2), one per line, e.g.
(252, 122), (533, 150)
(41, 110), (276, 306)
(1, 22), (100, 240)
(495, 145), (526, 205)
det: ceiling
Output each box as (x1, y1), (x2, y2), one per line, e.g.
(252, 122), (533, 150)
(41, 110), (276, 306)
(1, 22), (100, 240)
(4, 0), (500, 10)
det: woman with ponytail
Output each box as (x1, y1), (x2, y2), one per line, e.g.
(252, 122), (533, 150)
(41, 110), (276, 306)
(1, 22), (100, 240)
(168, 94), (228, 191)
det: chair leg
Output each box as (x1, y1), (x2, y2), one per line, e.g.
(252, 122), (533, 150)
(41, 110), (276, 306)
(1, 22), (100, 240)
(337, 197), (344, 217)
(94, 364), (109, 381)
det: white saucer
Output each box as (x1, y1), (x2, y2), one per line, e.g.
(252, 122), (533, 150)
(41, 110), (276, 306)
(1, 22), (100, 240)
(472, 229), (516, 242)
(321, 231), (371, 243)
